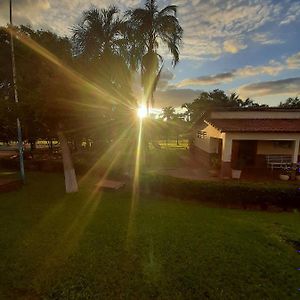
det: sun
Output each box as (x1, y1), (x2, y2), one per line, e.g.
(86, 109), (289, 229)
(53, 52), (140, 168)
(137, 105), (147, 119)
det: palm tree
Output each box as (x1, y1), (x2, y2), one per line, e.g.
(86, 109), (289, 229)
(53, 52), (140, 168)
(160, 106), (176, 146)
(72, 6), (123, 61)
(127, 0), (183, 111)
(72, 6), (133, 107)
(279, 96), (300, 108)
(161, 106), (175, 121)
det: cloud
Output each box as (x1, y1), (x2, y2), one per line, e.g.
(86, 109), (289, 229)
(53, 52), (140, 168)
(154, 88), (201, 108)
(286, 51), (300, 69)
(176, 51), (299, 87)
(238, 77), (300, 97)
(177, 72), (234, 87)
(157, 68), (175, 90)
(235, 61), (284, 77)
(251, 32), (284, 45)
(0, 0), (140, 35)
(175, 0), (283, 59)
(0, 0), (51, 27)
(0, 0), (289, 60)
(280, 2), (300, 25)
(223, 39), (247, 53)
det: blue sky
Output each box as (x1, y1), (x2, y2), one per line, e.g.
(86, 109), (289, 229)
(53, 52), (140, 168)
(0, 0), (300, 108)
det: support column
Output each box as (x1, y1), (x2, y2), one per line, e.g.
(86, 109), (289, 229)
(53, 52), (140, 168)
(293, 139), (300, 164)
(221, 135), (232, 178)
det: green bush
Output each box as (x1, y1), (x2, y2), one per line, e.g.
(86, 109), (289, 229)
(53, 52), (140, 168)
(0, 158), (63, 173)
(140, 174), (300, 210)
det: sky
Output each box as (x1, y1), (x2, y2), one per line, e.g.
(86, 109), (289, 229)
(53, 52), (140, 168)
(1, 0), (300, 108)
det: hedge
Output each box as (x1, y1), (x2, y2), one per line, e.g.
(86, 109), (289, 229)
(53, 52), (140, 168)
(140, 174), (300, 210)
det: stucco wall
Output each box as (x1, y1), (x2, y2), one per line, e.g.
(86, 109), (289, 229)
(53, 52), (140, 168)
(194, 122), (221, 154)
(257, 141), (295, 155)
(194, 134), (211, 152)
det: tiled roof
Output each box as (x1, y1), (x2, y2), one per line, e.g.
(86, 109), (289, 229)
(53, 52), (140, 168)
(206, 119), (300, 132)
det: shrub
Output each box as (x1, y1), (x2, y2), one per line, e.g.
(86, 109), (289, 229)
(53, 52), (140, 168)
(140, 174), (300, 210)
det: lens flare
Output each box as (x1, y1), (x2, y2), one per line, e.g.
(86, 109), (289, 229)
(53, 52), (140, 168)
(137, 105), (147, 119)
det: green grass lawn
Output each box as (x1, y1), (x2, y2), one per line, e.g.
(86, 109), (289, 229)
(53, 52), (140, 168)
(0, 172), (300, 299)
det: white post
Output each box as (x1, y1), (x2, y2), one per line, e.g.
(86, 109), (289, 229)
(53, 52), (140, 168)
(222, 135), (232, 162)
(293, 139), (300, 164)
(221, 134), (232, 178)
(10, 0), (25, 183)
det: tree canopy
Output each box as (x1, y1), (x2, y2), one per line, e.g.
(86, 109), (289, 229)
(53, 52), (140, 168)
(182, 90), (268, 122)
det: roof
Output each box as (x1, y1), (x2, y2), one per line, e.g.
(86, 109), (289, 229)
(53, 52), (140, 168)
(205, 108), (300, 112)
(205, 119), (300, 132)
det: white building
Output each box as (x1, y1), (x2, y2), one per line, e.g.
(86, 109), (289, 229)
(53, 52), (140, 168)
(191, 109), (300, 177)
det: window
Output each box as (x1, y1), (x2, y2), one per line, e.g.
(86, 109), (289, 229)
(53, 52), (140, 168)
(197, 130), (207, 139)
(273, 141), (292, 149)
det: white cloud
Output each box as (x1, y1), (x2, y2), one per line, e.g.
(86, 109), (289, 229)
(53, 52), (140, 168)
(157, 68), (175, 90)
(280, 1), (300, 25)
(177, 72), (234, 87)
(238, 77), (300, 97)
(0, 0), (289, 60)
(286, 51), (300, 69)
(223, 39), (247, 54)
(176, 51), (300, 87)
(154, 88), (201, 108)
(173, 0), (283, 58)
(251, 32), (284, 45)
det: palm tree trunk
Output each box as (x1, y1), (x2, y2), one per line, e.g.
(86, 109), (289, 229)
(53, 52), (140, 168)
(58, 130), (78, 193)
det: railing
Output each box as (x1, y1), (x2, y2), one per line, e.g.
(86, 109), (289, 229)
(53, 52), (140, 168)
(265, 155), (293, 170)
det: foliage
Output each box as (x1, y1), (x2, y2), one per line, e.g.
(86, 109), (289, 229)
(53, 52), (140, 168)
(0, 22), (135, 151)
(209, 153), (220, 170)
(126, 0), (183, 108)
(141, 174), (300, 210)
(160, 106), (176, 121)
(182, 90), (268, 122)
(279, 96), (300, 108)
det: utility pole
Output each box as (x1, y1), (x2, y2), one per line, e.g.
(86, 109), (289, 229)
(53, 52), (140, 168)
(9, 0), (25, 183)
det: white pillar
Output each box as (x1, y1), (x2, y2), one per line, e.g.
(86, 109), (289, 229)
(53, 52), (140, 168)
(293, 139), (300, 164)
(221, 134), (232, 178)
(222, 135), (232, 162)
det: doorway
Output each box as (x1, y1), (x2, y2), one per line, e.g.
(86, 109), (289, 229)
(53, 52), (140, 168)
(237, 140), (257, 166)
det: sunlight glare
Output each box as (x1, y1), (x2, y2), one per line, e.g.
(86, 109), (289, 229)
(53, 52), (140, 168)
(137, 105), (147, 119)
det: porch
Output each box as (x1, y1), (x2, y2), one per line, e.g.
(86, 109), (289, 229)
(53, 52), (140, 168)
(220, 134), (300, 179)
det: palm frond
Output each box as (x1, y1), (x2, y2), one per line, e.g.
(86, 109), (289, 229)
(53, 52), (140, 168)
(159, 5), (177, 17)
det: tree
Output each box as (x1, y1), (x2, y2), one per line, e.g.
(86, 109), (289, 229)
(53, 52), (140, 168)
(160, 106), (175, 146)
(279, 96), (300, 108)
(127, 0), (183, 111)
(72, 6), (133, 104)
(72, 6), (136, 150)
(182, 89), (267, 123)
(0, 25), (82, 192)
(161, 106), (175, 121)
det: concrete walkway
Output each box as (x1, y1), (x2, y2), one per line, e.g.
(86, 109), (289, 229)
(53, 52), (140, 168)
(154, 154), (219, 181)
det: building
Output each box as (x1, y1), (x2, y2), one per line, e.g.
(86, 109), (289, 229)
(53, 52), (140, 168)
(191, 109), (300, 178)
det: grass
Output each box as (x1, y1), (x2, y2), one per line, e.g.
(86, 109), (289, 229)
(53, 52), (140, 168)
(0, 172), (300, 299)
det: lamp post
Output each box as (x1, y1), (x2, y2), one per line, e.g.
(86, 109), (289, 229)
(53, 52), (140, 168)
(9, 0), (25, 183)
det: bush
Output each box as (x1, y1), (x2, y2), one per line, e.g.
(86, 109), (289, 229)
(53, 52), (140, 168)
(0, 158), (63, 173)
(140, 174), (300, 210)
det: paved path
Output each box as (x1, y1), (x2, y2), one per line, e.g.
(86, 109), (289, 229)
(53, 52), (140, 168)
(154, 154), (219, 181)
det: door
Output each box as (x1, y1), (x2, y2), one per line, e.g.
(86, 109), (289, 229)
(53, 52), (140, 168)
(238, 140), (257, 167)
